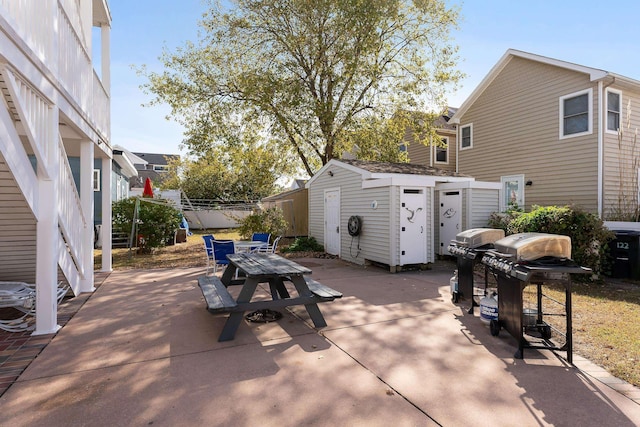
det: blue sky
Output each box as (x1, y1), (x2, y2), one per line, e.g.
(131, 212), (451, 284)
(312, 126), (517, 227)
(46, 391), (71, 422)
(109, 0), (640, 156)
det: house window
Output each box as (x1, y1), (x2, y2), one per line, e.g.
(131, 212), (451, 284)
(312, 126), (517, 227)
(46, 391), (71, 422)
(92, 169), (100, 191)
(560, 89), (592, 138)
(435, 137), (448, 163)
(116, 176), (123, 201)
(501, 174), (524, 211)
(460, 124), (472, 149)
(606, 88), (621, 133)
(153, 164), (169, 172)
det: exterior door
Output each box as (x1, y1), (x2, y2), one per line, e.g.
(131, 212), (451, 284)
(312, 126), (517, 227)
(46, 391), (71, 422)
(324, 189), (340, 255)
(439, 190), (461, 255)
(400, 188), (427, 265)
(501, 174), (524, 210)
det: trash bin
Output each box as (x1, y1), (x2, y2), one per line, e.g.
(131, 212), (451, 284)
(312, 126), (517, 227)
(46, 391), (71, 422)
(608, 230), (640, 280)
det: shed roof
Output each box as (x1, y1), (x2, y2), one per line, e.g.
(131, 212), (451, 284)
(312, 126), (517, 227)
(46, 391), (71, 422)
(338, 159), (468, 177)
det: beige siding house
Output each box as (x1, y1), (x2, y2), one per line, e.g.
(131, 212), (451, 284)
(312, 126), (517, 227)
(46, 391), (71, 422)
(0, 1), (112, 333)
(451, 49), (640, 219)
(405, 107), (458, 173)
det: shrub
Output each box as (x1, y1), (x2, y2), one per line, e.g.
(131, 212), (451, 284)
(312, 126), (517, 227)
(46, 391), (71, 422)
(281, 236), (324, 253)
(507, 205), (615, 274)
(112, 197), (182, 253)
(488, 203), (523, 233)
(234, 207), (288, 241)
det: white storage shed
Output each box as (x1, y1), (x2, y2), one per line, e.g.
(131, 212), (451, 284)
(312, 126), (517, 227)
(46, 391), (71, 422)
(307, 159), (483, 272)
(435, 181), (502, 256)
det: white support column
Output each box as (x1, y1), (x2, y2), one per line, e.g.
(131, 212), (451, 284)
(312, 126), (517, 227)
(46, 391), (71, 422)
(79, 140), (95, 292)
(101, 156), (113, 272)
(34, 107), (61, 335)
(101, 24), (111, 95)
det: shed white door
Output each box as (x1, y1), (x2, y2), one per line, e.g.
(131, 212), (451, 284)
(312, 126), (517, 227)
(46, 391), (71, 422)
(324, 189), (340, 255)
(439, 190), (461, 255)
(400, 188), (427, 265)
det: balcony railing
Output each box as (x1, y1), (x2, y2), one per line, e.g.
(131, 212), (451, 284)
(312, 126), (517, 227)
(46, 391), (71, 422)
(57, 136), (86, 277)
(0, 0), (110, 142)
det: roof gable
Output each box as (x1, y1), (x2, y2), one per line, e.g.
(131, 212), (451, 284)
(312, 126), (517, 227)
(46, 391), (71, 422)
(451, 49), (613, 123)
(338, 159), (466, 177)
(306, 158), (469, 187)
(132, 152), (179, 166)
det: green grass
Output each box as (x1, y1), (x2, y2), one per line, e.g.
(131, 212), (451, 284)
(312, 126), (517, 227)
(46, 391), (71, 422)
(94, 229), (240, 270)
(535, 281), (640, 387)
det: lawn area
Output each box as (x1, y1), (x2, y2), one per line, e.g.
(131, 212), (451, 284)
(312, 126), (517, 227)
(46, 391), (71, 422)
(543, 281), (640, 387)
(94, 229), (241, 270)
(95, 230), (640, 388)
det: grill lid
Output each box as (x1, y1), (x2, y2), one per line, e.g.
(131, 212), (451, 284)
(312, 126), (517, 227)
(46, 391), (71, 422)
(492, 232), (571, 261)
(453, 228), (505, 248)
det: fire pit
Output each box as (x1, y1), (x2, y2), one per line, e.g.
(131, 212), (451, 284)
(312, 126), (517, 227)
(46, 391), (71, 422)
(481, 233), (591, 362)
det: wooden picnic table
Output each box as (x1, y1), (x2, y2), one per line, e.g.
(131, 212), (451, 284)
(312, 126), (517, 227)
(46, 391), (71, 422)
(198, 253), (342, 341)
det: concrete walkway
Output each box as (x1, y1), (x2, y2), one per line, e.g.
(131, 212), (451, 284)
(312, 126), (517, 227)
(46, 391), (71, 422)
(0, 258), (638, 426)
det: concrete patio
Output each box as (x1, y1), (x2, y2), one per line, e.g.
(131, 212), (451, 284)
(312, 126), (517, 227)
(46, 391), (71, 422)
(0, 258), (639, 426)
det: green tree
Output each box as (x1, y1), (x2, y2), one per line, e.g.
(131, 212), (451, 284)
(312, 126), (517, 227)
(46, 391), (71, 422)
(140, 0), (463, 177)
(160, 143), (287, 201)
(112, 197), (182, 253)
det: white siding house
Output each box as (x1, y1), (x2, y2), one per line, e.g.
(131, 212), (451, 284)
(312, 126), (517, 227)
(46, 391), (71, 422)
(307, 159), (485, 272)
(0, 0), (112, 334)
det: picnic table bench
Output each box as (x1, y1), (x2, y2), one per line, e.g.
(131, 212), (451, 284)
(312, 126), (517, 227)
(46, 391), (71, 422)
(197, 253), (342, 341)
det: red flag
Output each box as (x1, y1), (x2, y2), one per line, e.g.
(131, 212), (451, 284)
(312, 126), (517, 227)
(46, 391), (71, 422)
(142, 177), (154, 197)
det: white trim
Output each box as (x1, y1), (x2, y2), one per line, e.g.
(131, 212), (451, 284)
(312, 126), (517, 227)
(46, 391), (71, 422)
(501, 174), (525, 211)
(112, 148), (138, 178)
(436, 180), (501, 190)
(362, 175), (472, 189)
(637, 168), (640, 208)
(455, 124), (460, 172)
(460, 123), (473, 150)
(598, 81), (604, 217)
(605, 87), (622, 135)
(559, 88), (593, 139)
(306, 159), (368, 187)
(434, 136), (449, 164)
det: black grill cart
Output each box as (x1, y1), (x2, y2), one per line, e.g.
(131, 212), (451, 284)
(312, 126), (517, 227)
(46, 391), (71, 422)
(481, 233), (591, 363)
(448, 228), (504, 313)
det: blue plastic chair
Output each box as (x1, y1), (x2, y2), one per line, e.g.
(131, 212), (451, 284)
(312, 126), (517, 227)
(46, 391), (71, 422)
(213, 240), (235, 276)
(202, 235), (217, 274)
(251, 232), (271, 252)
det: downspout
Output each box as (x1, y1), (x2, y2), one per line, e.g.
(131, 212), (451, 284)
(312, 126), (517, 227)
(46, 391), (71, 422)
(455, 125), (459, 173)
(429, 134), (433, 167)
(598, 77), (616, 218)
(598, 81), (604, 218)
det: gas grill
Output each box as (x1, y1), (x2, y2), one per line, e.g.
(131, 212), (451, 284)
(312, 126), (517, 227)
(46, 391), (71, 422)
(448, 228), (505, 311)
(481, 233), (591, 362)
